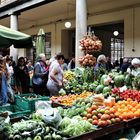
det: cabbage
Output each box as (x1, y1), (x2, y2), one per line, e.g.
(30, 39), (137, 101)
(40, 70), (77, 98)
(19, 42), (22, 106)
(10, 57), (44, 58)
(42, 108), (62, 128)
(59, 117), (71, 130)
(59, 116), (95, 137)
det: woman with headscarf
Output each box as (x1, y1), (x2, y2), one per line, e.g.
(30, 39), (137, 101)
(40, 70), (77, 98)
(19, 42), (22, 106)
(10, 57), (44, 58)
(47, 53), (65, 96)
(33, 53), (49, 96)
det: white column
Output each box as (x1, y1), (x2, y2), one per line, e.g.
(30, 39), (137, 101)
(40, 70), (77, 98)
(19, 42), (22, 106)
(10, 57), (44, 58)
(75, 0), (87, 67)
(10, 14), (18, 62)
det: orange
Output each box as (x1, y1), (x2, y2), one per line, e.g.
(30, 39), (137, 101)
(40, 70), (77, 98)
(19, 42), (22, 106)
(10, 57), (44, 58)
(131, 108), (136, 113)
(127, 104), (132, 110)
(127, 111), (134, 119)
(121, 112), (128, 120)
(110, 108), (116, 113)
(131, 101), (138, 107)
(121, 104), (125, 108)
(115, 112), (120, 117)
(127, 98), (132, 102)
(134, 111), (140, 117)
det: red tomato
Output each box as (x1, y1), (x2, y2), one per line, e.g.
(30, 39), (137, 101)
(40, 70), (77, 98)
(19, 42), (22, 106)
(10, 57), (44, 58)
(92, 120), (98, 125)
(86, 113), (92, 119)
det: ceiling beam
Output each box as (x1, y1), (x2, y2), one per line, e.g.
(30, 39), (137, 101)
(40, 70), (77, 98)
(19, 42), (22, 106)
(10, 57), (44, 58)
(0, 0), (56, 19)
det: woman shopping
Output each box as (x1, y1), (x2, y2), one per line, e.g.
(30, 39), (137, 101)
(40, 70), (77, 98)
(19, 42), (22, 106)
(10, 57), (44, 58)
(33, 53), (49, 96)
(47, 53), (65, 96)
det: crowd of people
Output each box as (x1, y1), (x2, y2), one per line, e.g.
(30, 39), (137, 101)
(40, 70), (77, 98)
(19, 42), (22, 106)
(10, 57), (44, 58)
(1, 52), (140, 105)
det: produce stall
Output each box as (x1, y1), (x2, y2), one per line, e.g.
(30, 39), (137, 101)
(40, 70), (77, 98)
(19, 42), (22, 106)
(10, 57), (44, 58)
(0, 32), (140, 140)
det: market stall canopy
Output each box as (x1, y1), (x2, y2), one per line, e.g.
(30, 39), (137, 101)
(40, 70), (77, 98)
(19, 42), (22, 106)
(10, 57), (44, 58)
(0, 25), (33, 48)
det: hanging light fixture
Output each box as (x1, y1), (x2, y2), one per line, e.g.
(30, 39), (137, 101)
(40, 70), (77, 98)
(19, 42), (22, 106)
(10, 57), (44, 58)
(113, 30), (119, 36)
(65, 3), (71, 28)
(65, 21), (71, 28)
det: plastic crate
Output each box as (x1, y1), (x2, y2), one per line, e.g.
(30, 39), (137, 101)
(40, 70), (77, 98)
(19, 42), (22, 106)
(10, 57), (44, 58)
(15, 93), (50, 112)
(0, 104), (30, 118)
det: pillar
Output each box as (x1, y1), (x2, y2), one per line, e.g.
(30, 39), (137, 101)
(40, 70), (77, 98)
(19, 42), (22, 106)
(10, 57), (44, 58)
(10, 14), (18, 62)
(75, 0), (87, 67)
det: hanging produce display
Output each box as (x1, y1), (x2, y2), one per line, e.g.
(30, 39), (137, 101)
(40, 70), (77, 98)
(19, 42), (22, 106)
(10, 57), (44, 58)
(78, 31), (103, 67)
(79, 54), (96, 67)
(78, 31), (103, 83)
(79, 33), (102, 54)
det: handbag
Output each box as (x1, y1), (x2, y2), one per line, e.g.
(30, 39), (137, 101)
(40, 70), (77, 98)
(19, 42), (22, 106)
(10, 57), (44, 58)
(32, 74), (45, 86)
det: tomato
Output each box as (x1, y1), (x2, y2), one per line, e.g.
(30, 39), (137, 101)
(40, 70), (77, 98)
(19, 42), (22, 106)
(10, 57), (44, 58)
(91, 105), (97, 110)
(86, 113), (92, 119)
(86, 107), (93, 114)
(88, 118), (93, 123)
(98, 121), (104, 127)
(92, 115), (98, 120)
(83, 117), (87, 120)
(115, 117), (121, 122)
(107, 119), (112, 125)
(92, 110), (98, 116)
(92, 120), (98, 125)
(97, 113), (102, 119)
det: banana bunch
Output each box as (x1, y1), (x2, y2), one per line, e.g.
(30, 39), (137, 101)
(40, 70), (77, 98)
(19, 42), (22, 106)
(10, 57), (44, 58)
(64, 71), (75, 81)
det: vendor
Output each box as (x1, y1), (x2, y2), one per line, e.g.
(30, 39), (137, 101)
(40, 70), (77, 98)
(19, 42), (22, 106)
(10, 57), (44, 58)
(127, 58), (140, 77)
(94, 54), (108, 79)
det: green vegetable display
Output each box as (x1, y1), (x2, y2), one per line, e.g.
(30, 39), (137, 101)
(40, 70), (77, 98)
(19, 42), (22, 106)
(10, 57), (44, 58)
(58, 116), (96, 137)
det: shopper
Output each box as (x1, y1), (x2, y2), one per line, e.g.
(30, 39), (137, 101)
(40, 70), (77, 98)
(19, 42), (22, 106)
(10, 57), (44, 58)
(33, 53), (49, 96)
(127, 58), (140, 77)
(106, 56), (114, 72)
(5, 56), (14, 103)
(47, 53), (64, 96)
(13, 57), (30, 94)
(0, 55), (13, 105)
(26, 59), (34, 77)
(68, 57), (75, 70)
(120, 58), (130, 73)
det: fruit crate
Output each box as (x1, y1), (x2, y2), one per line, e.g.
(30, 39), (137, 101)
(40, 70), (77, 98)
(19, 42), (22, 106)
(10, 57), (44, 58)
(15, 93), (50, 112)
(0, 104), (30, 118)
